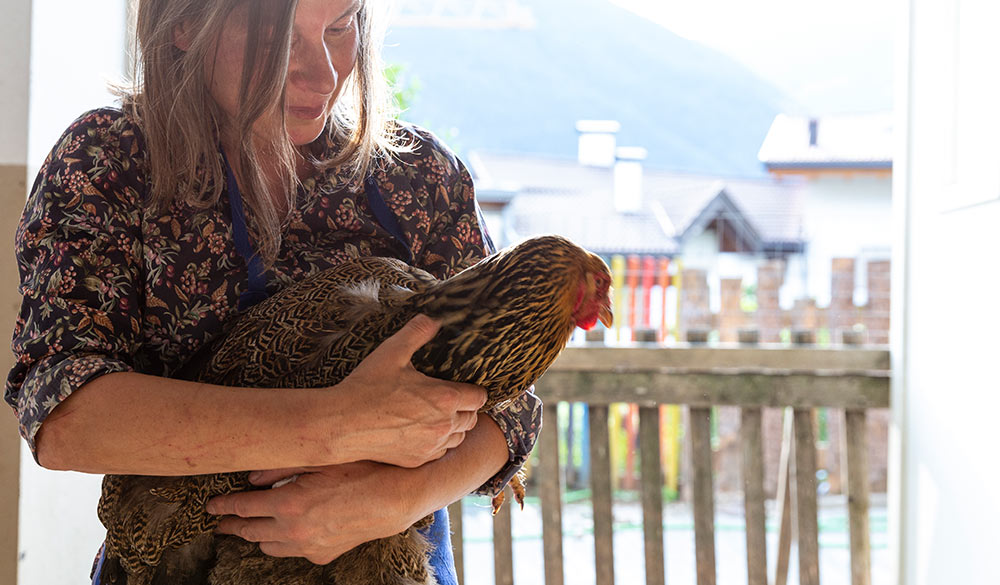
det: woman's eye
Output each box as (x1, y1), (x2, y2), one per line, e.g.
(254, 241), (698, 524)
(326, 15), (356, 36)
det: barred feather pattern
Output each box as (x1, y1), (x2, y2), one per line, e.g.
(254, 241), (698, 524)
(97, 235), (613, 585)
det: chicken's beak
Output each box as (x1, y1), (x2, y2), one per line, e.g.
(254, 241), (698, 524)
(598, 300), (614, 328)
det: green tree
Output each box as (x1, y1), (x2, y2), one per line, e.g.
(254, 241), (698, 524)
(384, 63), (421, 117)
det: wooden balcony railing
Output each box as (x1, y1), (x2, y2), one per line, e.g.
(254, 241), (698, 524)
(447, 345), (891, 585)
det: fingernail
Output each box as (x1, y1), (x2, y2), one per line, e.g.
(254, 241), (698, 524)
(248, 471), (263, 483)
(205, 500), (218, 515)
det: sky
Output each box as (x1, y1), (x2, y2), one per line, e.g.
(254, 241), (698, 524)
(609, 0), (896, 115)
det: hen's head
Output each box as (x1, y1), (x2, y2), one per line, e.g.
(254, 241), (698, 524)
(486, 235), (614, 332)
(572, 253), (614, 331)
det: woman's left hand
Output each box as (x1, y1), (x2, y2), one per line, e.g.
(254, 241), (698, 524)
(206, 462), (424, 565)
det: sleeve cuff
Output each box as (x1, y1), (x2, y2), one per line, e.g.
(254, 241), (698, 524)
(472, 388), (543, 497)
(12, 353), (133, 461)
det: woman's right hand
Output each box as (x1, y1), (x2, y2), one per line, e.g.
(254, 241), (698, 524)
(335, 314), (487, 468)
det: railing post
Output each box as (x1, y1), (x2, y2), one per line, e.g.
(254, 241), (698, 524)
(540, 402), (565, 585)
(740, 407), (767, 585)
(492, 485), (514, 585)
(689, 406), (717, 585)
(844, 409), (872, 585)
(639, 406), (665, 585)
(774, 408), (794, 585)
(793, 409), (820, 585)
(589, 403), (615, 585)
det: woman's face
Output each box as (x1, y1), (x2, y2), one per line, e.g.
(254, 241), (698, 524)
(206, 0), (362, 147)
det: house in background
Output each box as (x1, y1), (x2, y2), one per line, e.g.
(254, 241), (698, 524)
(473, 114), (894, 343)
(470, 121), (808, 339)
(758, 113), (893, 308)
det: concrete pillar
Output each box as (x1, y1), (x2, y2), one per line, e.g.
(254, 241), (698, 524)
(756, 260), (785, 343)
(678, 268), (711, 340)
(790, 297), (819, 332)
(829, 257), (858, 340)
(865, 259), (891, 344)
(718, 277), (744, 343)
(0, 1), (32, 583)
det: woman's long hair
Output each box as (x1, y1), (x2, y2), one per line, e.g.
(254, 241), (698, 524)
(123, 0), (406, 264)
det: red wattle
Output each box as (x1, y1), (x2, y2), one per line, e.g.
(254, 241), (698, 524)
(576, 313), (599, 330)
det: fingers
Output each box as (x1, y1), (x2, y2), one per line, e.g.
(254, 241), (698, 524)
(259, 542), (336, 565)
(249, 467), (311, 486)
(439, 413), (479, 454)
(258, 541), (307, 560)
(207, 488), (285, 518)
(456, 410), (478, 432)
(451, 383), (487, 412)
(216, 516), (281, 543)
(444, 431), (467, 450)
(379, 314), (441, 363)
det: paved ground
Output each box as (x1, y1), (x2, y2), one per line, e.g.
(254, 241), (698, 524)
(455, 492), (889, 585)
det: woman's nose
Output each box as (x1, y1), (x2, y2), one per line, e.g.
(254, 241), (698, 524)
(288, 37), (337, 96)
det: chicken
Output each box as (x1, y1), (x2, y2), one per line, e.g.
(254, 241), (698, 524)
(96, 234), (614, 585)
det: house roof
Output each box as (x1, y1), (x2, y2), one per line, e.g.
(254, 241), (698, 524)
(469, 151), (805, 256)
(757, 112), (893, 170)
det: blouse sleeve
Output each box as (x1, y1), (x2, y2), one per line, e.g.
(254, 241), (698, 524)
(409, 128), (543, 497)
(4, 109), (146, 459)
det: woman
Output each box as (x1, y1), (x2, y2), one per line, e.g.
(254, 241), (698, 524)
(4, 0), (540, 582)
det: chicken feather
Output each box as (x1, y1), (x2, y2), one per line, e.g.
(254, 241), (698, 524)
(97, 234), (613, 585)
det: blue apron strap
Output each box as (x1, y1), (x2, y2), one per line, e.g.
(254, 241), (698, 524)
(220, 151), (269, 311)
(91, 541), (106, 585)
(421, 507), (459, 585)
(365, 176), (413, 264)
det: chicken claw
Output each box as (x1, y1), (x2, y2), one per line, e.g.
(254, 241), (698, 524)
(491, 470), (527, 515)
(510, 471), (526, 510)
(491, 490), (506, 516)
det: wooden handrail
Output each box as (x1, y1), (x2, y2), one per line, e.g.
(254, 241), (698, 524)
(535, 370), (889, 409)
(549, 346), (891, 371)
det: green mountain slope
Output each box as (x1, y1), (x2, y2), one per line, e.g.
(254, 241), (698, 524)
(383, 0), (794, 176)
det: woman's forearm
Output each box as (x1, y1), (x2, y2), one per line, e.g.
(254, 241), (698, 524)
(404, 413), (511, 519)
(34, 317), (488, 476)
(34, 371), (362, 475)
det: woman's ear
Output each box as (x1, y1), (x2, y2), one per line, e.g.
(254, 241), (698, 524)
(173, 20), (193, 51)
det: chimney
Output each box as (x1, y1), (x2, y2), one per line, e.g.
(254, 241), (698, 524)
(808, 118), (819, 147)
(576, 120), (621, 167)
(614, 146), (647, 213)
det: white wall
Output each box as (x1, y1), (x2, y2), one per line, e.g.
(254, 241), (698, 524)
(802, 175), (893, 307)
(19, 1), (128, 584)
(27, 0), (129, 175)
(893, 0), (1000, 583)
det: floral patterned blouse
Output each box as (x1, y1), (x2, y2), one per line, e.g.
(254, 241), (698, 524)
(5, 107), (540, 496)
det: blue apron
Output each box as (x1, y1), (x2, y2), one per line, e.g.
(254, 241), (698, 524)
(92, 159), (454, 585)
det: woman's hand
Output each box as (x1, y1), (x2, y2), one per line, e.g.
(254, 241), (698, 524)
(207, 462), (422, 565)
(207, 414), (509, 566)
(335, 314), (487, 468)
